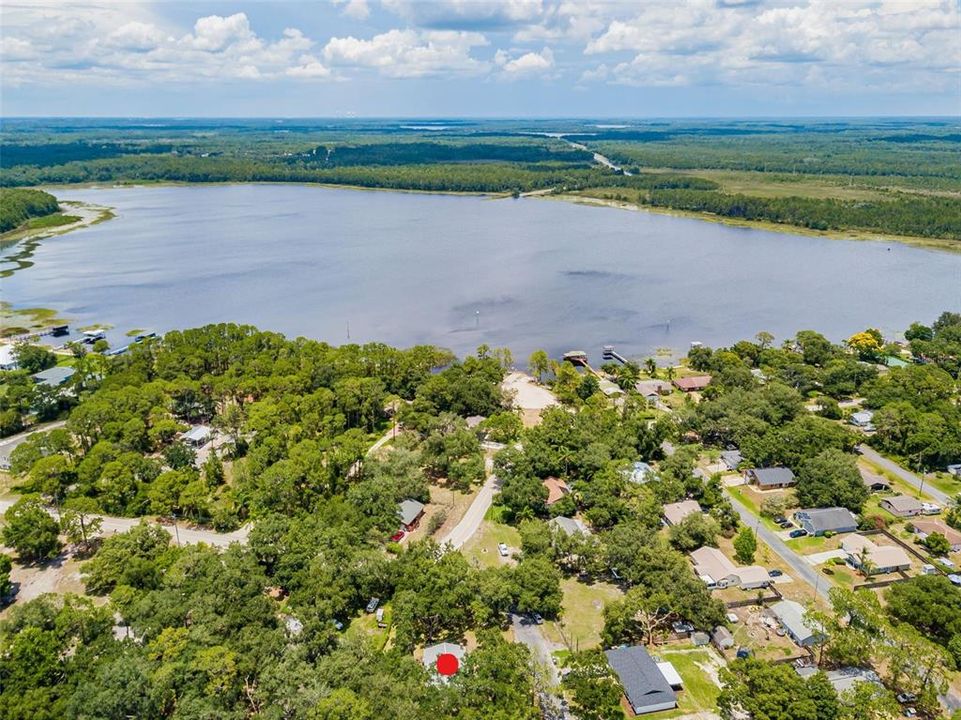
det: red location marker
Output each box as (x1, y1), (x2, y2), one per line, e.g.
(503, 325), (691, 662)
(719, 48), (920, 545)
(436, 652), (459, 676)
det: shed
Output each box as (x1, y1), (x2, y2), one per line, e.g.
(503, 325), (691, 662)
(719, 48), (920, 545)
(656, 661), (683, 690)
(605, 645), (677, 715)
(711, 626), (734, 650)
(398, 499), (426, 531)
(690, 631), (710, 647)
(794, 507), (858, 536)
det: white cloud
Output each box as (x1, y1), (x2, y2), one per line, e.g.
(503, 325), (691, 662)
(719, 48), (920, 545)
(383, 0), (545, 30)
(323, 29), (489, 77)
(495, 46), (555, 75)
(332, 0), (370, 21)
(287, 54), (333, 79)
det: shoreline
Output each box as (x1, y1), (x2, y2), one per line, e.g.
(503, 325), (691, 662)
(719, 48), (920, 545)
(22, 180), (961, 254)
(0, 201), (115, 279)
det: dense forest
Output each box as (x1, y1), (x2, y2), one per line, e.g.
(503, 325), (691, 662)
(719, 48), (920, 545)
(1, 118), (959, 242)
(1, 312), (960, 718)
(0, 188), (59, 233)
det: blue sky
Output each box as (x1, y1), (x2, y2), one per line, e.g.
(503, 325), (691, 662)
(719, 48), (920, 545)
(2, 0), (959, 117)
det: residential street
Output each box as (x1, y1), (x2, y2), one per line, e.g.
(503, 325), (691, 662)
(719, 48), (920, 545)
(857, 444), (952, 506)
(724, 491), (831, 602)
(0, 420), (68, 470)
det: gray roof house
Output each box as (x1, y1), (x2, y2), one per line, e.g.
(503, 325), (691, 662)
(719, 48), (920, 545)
(711, 626), (734, 650)
(745, 467), (796, 489)
(183, 425), (212, 446)
(879, 495), (923, 517)
(770, 600), (824, 647)
(398, 499), (426, 531)
(605, 645), (677, 715)
(720, 450), (743, 471)
(794, 507), (858, 536)
(32, 366), (76, 387)
(549, 516), (590, 537)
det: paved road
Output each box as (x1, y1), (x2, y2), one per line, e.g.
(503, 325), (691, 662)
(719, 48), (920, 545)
(0, 497), (250, 548)
(439, 473), (500, 550)
(0, 421), (68, 469)
(725, 491), (831, 602)
(858, 444), (951, 506)
(511, 613), (572, 719)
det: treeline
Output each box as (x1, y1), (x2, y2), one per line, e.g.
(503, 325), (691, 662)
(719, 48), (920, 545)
(316, 141), (593, 166)
(0, 187), (59, 233)
(646, 188), (961, 239)
(0, 141), (175, 168)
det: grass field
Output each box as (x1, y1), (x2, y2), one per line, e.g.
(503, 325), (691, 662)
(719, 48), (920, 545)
(542, 578), (623, 651)
(25, 213), (80, 230)
(461, 521), (521, 569)
(644, 647), (723, 719)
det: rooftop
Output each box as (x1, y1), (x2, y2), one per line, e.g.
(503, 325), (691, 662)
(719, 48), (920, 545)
(795, 507), (858, 533)
(748, 467), (796, 486)
(673, 375), (712, 392)
(31, 365), (76, 386)
(398, 499), (425, 527)
(770, 600), (823, 643)
(543, 477), (571, 505)
(881, 495), (922, 513)
(663, 500), (702, 526)
(183, 425), (212, 443)
(549, 516), (589, 536)
(605, 645), (676, 714)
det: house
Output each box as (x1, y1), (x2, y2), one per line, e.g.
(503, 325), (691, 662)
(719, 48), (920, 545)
(31, 366), (76, 387)
(912, 520), (961, 552)
(690, 546), (770, 590)
(796, 666), (881, 694)
(769, 600), (824, 647)
(673, 375), (712, 392)
(841, 534), (912, 574)
(624, 461), (655, 484)
(423, 642), (466, 678)
(465, 415), (486, 429)
(605, 645), (678, 716)
(0, 345), (18, 371)
(635, 379), (672, 397)
(794, 507), (858, 536)
(720, 450), (743, 471)
(947, 464), (961, 477)
(745, 467), (796, 489)
(662, 500), (702, 526)
(598, 378), (624, 397)
(183, 425), (213, 447)
(849, 410), (875, 430)
(859, 467), (890, 492)
(549, 516), (590, 536)
(398, 499), (426, 532)
(711, 626), (734, 650)
(542, 477), (571, 506)
(879, 495), (923, 518)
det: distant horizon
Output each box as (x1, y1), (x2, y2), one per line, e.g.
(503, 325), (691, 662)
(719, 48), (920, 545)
(3, 115), (959, 121)
(2, 1), (957, 117)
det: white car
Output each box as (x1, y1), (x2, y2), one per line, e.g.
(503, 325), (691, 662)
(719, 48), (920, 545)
(727, 612), (739, 623)
(497, 543), (509, 557)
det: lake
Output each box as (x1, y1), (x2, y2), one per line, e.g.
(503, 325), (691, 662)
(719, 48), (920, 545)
(4, 184), (960, 363)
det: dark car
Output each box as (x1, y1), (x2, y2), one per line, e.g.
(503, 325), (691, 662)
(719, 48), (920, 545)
(774, 516), (788, 525)
(896, 693), (917, 704)
(736, 647), (752, 659)
(789, 529), (808, 538)
(768, 569), (783, 577)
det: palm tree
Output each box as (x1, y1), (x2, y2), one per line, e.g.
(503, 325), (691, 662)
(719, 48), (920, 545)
(857, 547), (876, 578)
(644, 357), (657, 378)
(665, 366), (676, 382)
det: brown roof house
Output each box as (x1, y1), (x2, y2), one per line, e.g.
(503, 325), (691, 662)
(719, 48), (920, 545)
(912, 520), (961, 552)
(543, 477), (571, 506)
(663, 500), (702, 527)
(673, 375), (712, 392)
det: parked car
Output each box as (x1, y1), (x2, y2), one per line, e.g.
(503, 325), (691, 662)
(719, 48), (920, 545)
(774, 516), (788, 525)
(498, 543), (509, 557)
(365, 597), (380, 613)
(903, 708), (917, 717)
(896, 693), (917, 704)
(736, 647), (752, 659)
(375, 608), (385, 627)
(727, 612), (739, 623)
(789, 529), (808, 538)
(948, 574), (961, 586)
(531, 612), (544, 625)
(769, 569), (783, 577)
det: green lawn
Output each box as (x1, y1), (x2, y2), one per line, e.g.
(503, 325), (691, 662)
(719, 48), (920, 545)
(347, 605), (392, 651)
(644, 648), (722, 719)
(26, 213), (80, 230)
(542, 578), (623, 651)
(461, 521), (521, 569)
(785, 535), (831, 553)
(927, 472), (961, 498)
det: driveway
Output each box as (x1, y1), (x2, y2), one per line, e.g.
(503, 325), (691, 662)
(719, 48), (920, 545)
(725, 492), (831, 602)
(438, 473), (500, 550)
(0, 498), (250, 548)
(858, 445), (950, 506)
(511, 613), (572, 719)
(805, 550), (846, 566)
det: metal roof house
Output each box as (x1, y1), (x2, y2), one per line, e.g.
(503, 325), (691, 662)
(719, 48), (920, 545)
(770, 600), (824, 647)
(605, 645), (677, 715)
(879, 495), (923, 517)
(745, 467), (796, 489)
(31, 366), (76, 387)
(398, 499), (426, 531)
(183, 425), (213, 447)
(849, 410), (875, 429)
(794, 507), (858, 536)
(549, 516), (590, 536)
(720, 450), (743, 471)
